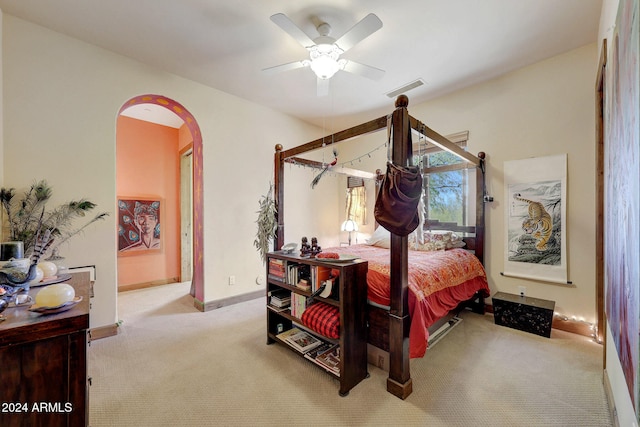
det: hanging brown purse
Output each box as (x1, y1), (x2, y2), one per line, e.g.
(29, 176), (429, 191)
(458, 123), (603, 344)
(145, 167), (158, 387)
(374, 118), (423, 236)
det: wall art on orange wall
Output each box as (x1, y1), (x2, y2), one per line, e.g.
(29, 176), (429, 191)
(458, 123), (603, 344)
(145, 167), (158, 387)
(118, 197), (162, 255)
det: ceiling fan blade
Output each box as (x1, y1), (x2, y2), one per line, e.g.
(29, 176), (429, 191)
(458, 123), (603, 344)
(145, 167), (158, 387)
(270, 13), (315, 48)
(335, 13), (383, 52)
(262, 61), (307, 75)
(342, 60), (385, 80)
(317, 77), (329, 97)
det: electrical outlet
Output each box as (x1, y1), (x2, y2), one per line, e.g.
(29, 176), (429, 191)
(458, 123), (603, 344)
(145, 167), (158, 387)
(518, 286), (526, 297)
(229, 275), (235, 285)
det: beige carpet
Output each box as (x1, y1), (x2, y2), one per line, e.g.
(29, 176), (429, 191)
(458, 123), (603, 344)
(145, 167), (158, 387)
(89, 282), (612, 427)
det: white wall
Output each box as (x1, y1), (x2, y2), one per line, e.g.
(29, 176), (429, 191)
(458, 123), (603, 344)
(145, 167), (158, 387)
(282, 130), (387, 249)
(1, 14), (323, 328)
(333, 130), (388, 242)
(408, 43), (598, 323)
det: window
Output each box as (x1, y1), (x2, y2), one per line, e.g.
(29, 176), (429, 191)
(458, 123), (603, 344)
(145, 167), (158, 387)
(414, 131), (470, 226)
(345, 177), (366, 226)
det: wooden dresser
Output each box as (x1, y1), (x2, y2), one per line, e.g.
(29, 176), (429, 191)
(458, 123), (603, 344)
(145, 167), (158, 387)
(0, 272), (90, 427)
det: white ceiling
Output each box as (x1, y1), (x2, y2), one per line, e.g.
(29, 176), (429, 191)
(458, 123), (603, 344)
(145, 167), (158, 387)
(0, 0), (603, 131)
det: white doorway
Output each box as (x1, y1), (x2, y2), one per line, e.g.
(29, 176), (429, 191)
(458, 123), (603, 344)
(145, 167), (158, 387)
(180, 148), (193, 282)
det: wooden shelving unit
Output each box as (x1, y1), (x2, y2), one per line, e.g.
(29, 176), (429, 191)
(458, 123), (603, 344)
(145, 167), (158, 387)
(266, 251), (368, 396)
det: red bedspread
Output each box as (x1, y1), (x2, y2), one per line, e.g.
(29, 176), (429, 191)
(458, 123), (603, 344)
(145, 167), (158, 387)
(328, 244), (490, 357)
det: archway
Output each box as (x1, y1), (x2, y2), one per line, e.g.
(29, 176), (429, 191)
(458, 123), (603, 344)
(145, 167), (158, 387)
(118, 94), (204, 302)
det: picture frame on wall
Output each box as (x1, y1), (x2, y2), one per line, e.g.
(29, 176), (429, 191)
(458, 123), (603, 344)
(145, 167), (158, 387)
(502, 153), (568, 285)
(117, 196), (163, 256)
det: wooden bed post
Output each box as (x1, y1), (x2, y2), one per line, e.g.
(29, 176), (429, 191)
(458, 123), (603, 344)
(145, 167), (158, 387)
(274, 144), (284, 251)
(475, 152), (486, 265)
(387, 95), (413, 399)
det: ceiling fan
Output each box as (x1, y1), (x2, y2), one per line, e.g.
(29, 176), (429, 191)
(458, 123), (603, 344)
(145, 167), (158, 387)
(263, 13), (385, 96)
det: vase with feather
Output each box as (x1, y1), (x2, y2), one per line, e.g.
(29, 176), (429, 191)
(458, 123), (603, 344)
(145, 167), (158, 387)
(0, 179), (108, 262)
(0, 228), (53, 295)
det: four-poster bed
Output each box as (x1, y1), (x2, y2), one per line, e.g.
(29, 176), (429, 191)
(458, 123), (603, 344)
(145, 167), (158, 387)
(272, 95), (489, 399)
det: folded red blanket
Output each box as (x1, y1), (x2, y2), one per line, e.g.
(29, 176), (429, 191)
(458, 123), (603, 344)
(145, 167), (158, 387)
(317, 252), (339, 259)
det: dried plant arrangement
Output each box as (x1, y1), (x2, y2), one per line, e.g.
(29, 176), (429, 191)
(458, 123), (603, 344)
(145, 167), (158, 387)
(0, 180), (108, 256)
(254, 183), (277, 264)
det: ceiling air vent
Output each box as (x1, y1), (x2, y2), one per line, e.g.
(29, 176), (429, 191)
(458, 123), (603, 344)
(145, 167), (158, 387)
(385, 79), (425, 98)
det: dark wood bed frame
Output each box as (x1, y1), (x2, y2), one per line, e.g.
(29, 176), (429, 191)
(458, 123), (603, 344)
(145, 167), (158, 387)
(273, 95), (487, 399)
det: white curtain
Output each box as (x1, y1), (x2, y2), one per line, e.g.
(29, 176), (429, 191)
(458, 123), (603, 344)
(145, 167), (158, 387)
(345, 186), (366, 225)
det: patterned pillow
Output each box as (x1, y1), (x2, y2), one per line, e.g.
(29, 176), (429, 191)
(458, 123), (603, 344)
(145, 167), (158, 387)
(411, 231), (466, 251)
(425, 230), (453, 243)
(411, 241), (446, 251)
(301, 302), (340, 339)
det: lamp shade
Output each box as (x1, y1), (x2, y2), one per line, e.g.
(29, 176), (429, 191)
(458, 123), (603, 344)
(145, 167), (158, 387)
(341, 219), (359, 232)
(308, 44), (346, 80)
(310, 56), (340, 79)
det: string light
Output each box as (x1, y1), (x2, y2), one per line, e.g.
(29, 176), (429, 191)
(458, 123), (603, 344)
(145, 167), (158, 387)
(553, 311), (597, 341)
(286, 142), (387, 172)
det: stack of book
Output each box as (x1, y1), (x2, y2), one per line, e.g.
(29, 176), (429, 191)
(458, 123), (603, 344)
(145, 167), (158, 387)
(268, 289), (291, 310)
(286, 263), (331, 293)
(290, 293), (308, 318)
(275, 327), (341, 376)
(268, 258), (286, 281)
(275, 327), (301, 342)
(276, 327), (323, 354)
(303, 342), (334, 363)
(314, 345), (340, 374)
(296, 279), (311, 291)
(306, 344), (341, 375)
(287, 263), (310, 287)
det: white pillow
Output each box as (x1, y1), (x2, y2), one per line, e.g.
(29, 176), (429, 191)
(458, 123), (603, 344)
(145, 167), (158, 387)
(367, 226), (390, 248)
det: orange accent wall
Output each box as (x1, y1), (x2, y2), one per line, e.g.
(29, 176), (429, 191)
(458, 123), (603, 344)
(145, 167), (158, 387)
(116, 116), (180, 287)
(178, 122), (193, 151)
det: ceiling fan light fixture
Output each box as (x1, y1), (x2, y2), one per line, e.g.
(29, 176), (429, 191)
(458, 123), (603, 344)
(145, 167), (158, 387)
(267, 13), (384, 84)
(308, 44), (345, 79)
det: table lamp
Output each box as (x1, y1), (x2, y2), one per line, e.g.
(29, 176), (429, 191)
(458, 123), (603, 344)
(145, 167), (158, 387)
(341, 219), (359, 246)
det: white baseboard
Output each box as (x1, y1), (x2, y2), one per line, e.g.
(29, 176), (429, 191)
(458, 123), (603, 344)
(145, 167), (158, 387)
(603, 369), (620, 427)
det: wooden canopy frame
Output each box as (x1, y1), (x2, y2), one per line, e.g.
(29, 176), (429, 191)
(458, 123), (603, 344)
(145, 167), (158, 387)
(273, 95), (486, 398)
